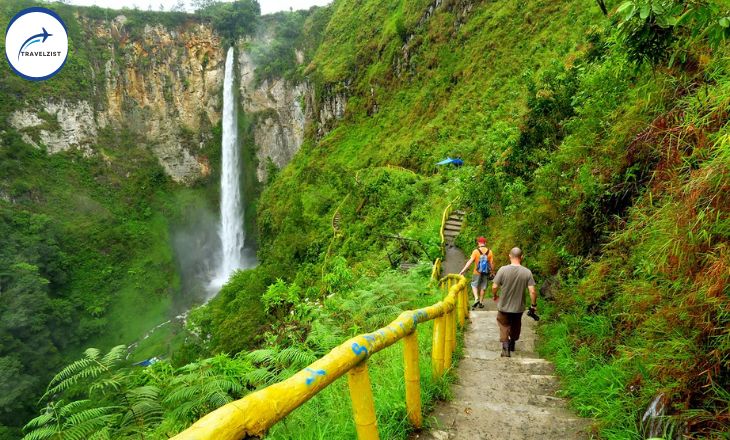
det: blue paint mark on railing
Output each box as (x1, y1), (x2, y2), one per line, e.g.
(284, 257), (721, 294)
(412, 310), (428, 324)
(351, 342), (369, 357)
(305, 368), (327, 386)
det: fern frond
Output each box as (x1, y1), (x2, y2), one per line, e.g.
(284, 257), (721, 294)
(57, 399), (92, 417)
(163, 387), (199, 406)
(63, 406), (119, 428)
(246, 348), (276, 364)
(246, 367), (277, 385)
(43, 346), (128, 400)
(62, 414), (115, 440)
(203, 390), (232, 408)
(86, 427), (111, 440)
(20, 425), (58, 440)
(23, 411), (55, 430)
(89, 377), (123, 396)
(276, 346), (317, 369)
(100, 345), (127, 366)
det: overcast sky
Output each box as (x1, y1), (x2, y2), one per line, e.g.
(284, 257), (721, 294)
(64, 0), (332, 15)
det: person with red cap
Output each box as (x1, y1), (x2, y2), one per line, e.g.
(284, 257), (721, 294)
(458, 236), (494, 309)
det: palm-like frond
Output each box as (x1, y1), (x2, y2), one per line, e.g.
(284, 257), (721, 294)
(119, 386), (163, 433)
(20, 425), (59, 440)
(43, 346), (126, 400)
(22, 399), (120, 440)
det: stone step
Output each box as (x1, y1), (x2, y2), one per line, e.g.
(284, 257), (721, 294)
(449, 386), (569, 410)
(445, 219), (462, 227)
(416, 403), (587, 440)
(415, 246), (589, 440)
(444, 224), (462, 232)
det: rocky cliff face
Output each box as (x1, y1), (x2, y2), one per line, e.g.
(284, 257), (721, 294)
(9, 15), (225, 184)
(237, 40), (351, 182)
(8, 13), (348, 185)
(238, 48), (311, 182)
(100, 18), (225, 183)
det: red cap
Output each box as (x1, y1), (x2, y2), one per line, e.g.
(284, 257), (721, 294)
(477, 236), (487, 245)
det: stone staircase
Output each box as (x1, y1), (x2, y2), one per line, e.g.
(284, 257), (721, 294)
(413, 304), (590, 440)
(443, 210), (465, 247)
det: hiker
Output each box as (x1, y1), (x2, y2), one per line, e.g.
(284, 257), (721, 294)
(458, 236), (494, 309)
(491, 247), (537, 357)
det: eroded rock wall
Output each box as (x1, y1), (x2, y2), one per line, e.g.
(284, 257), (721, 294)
(9, 15), (225, 184)
(238, 46), (311, 182)
(8, 13), (348, 185)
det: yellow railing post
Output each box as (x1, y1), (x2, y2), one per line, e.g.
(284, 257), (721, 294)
(431, 314), (445, 378)
(462, 285), (469, 321)
(444, 309), (454, 371)
(456, 283), (464, 327)
(452, 305), (457, 351)
(348, 361), (379, 440)
(403, 331), (422, 428)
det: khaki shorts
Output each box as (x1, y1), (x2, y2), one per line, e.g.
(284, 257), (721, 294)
(470, 273), (489, 290)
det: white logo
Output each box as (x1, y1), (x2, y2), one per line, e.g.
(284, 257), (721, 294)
(4, 7), (68, 81)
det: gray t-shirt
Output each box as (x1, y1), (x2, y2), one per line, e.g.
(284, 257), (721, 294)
(493, 264), (536, 313)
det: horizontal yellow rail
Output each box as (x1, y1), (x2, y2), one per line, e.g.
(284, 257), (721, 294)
(172, 276), (468, 440)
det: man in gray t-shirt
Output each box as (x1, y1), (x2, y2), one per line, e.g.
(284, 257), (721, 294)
(491, 247), (537, 357)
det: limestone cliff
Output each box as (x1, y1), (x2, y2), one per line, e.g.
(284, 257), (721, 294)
(238, 45), (312, 182)
(9, 15), (225, 184)
(7, 12), (348, 185)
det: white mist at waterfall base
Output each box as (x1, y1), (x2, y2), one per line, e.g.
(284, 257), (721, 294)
(208, 47), (256, 295)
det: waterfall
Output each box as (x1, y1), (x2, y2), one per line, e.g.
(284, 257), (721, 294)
(211, 47), (247, 290)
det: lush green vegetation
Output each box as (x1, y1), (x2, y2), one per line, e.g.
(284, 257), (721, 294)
(0, 1), (226, 437)
(238, 0), (728, 437)
(21, 267), (454, 440)
(4, 0), (729, 438)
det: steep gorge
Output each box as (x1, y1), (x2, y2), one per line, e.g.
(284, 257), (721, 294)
(0, 3), (333, 433)
(2, 0), (728, 438)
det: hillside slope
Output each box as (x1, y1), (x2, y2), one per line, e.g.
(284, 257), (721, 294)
(240, 0), (729, 436)
(5, 0), (729, 439)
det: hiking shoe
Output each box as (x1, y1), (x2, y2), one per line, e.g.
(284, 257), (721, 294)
(478, 302), (485, 309)
(472, 301), (479, 310)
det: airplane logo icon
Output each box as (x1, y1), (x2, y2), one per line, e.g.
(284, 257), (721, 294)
(18, 27), (52, 60)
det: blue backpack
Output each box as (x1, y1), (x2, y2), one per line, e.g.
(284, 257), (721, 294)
(476, 248), (491, 274)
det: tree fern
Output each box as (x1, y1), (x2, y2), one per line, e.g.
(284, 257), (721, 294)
(118, 385), (163, 437)
(43, 346), (126, 400)
(22, 400), (119, 440)
(161, 356), (249, 424)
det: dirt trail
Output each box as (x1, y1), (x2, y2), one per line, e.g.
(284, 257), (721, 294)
(416, 244), (590, 439)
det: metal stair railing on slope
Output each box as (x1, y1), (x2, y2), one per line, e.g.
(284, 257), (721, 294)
(171, 275), (469, 440)
(431, 201), (457, 282)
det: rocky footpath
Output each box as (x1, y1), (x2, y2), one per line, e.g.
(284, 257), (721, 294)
(414, 305), (590, 440)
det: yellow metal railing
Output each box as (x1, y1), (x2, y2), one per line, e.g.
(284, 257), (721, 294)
(171, 276), (469, 440)
(439, 202), (453, 257)
(430, 257), (442, 282)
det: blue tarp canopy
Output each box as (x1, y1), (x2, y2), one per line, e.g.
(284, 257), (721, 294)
(134, 357), (160, 367)
(436, 157), (464, 166)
